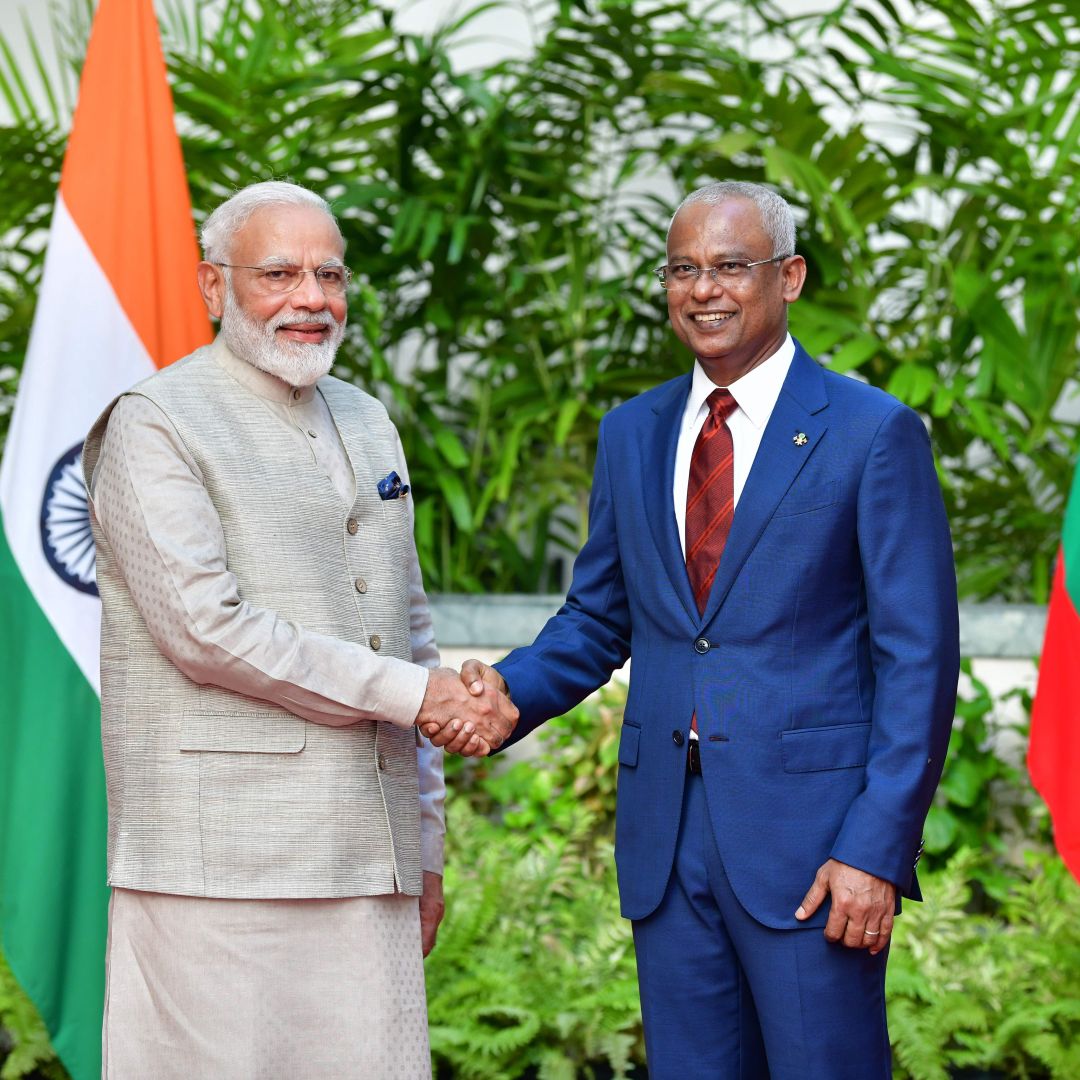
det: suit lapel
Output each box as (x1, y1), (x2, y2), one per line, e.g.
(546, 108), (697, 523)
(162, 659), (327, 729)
(700, 344), (830, 628)
(643, 373), (698, 623)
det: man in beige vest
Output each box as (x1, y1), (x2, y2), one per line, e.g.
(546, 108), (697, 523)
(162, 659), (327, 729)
(84, 181), (516, 1079)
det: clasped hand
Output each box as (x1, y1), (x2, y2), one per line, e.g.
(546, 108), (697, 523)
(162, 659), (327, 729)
(415, 665), (517, 757)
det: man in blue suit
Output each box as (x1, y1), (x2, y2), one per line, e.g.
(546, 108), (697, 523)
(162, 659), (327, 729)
(436, 181), (960, 1078)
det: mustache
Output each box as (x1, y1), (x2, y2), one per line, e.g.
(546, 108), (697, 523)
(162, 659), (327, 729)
(268, 308), (339, 331)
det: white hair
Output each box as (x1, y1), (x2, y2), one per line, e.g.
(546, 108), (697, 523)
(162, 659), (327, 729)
(670, 181), (796, 257)
(200, 181), (339, 263)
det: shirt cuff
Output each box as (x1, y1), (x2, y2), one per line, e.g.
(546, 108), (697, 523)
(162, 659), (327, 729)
(371, 657), (430, 728)
(421, 831), (445, 876)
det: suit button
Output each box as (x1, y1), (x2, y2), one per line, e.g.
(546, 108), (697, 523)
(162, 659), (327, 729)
(377, 753), (387, 771)
(369, 634), (381, 650)
(347, 518), (359, 535)
(291, 388), (302, 401)
(694, 637), (711, 654)
(355, 577), (368, 594)
(672, 730), (685, 747)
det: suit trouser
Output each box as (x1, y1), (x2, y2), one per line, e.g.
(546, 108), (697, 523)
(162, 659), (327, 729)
(631, 770), (892, 1080)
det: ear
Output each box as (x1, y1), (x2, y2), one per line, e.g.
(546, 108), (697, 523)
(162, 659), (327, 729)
(197, 262), (226, 319)
(780, 255), (807, 304)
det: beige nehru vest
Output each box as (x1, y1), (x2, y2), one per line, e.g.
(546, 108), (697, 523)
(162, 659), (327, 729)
(84, 347), (423, 899)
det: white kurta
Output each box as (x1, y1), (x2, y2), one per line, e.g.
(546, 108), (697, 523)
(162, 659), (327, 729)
(94, 346), (442, 1077)
(103, 889), (431, 1079)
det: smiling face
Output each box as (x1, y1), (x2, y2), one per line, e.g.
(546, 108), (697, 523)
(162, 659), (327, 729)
(665, 198), (806, 385)
(197, 203), (347, 386)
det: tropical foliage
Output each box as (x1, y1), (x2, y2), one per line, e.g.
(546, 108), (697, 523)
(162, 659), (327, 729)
(888, 849), (1080, 1080)
(0, 950), (66, 1080)
(1, 0), (1078, 1076)
(1, 0), (1078, 596)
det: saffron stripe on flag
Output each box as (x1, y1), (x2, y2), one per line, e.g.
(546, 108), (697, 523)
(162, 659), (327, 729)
(61, 0), (207, 369)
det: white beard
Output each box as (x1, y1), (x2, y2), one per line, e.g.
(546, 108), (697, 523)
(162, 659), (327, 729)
(220, 285), (345, 387)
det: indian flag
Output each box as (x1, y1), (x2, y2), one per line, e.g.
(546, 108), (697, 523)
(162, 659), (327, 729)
(1030, 467), (1080, 883)
(0, 1), (209, 1076)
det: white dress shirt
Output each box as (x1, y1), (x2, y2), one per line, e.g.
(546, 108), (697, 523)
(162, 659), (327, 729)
(673, 334), (796, 555)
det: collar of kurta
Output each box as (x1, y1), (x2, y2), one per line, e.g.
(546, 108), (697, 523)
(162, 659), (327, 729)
(209, 335), (320, 406)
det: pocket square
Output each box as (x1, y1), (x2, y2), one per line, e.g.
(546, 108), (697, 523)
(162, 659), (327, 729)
(377, 471), (410, 500)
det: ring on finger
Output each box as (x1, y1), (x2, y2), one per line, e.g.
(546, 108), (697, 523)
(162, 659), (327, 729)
(863, 929), (881, 936)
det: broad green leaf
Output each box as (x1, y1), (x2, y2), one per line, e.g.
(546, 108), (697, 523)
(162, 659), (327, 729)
(923, 806), (959, 853)
(941, 757), (983, 809)
(553, 398), (583, 447)
(829, 334), (879, 374)
(433, 427), (470, 469)
(435, 470), (473, 533)
(887, 364), (936, 408)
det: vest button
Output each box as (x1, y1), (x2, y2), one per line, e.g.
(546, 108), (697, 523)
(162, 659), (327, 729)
(355, 577), (368, 594)
(694, 637), (711, 654)
(369, 634), (381, 650)
(377, 753), (387, 771)
(672, 730), (685, 747)
(347, 518), (359, 535)
(307, 429), (318, 439)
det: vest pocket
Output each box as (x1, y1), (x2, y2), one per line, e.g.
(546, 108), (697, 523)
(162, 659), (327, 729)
(179, 712), (306, 753)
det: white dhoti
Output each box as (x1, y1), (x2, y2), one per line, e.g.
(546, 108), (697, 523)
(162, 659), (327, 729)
(102, 888), (431, 1080)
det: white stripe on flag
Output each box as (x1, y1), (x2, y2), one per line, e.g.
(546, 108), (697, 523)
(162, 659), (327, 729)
(0, 195), (156, 693)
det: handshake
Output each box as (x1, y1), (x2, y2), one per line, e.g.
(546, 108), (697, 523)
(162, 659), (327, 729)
(415, 661), (517, 756)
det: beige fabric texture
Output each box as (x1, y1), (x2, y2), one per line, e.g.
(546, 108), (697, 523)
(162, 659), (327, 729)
(102, 888), (432, 1080)
(84, 339), (443, 896)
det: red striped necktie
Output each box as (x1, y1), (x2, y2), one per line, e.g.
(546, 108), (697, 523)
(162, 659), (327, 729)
(686, 388), (739, 616)
(686, 388), (738, 736)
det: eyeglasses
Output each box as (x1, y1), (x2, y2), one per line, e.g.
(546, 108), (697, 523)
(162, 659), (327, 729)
(653, 255), (793, 290)
(215, 263), (352, 297)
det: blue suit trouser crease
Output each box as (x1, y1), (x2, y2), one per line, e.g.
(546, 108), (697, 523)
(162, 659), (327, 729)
(630, 771), (892, 1080)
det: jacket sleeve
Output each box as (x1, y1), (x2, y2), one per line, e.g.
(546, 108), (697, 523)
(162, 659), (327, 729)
(829, 403), (960, 893)
(496, 419), (632, 746)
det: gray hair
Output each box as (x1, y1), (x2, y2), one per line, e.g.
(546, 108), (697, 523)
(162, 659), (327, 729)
(670, 181), (796, 257)
(200, 181), (340, 263)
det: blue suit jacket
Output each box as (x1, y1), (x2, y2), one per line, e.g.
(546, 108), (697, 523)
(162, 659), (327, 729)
(497, 341), (960, 927)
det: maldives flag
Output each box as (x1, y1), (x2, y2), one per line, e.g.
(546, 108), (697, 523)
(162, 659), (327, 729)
(1030, 465), (1080, 883)
(0, 2), (209, 1076)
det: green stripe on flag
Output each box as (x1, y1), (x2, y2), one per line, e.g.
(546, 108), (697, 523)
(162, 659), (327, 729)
(0, 519), (108, 1080)
(1063, 464), (1080, 605)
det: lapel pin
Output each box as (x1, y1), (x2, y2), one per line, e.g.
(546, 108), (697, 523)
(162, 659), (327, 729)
(793, 432), (809, 447)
